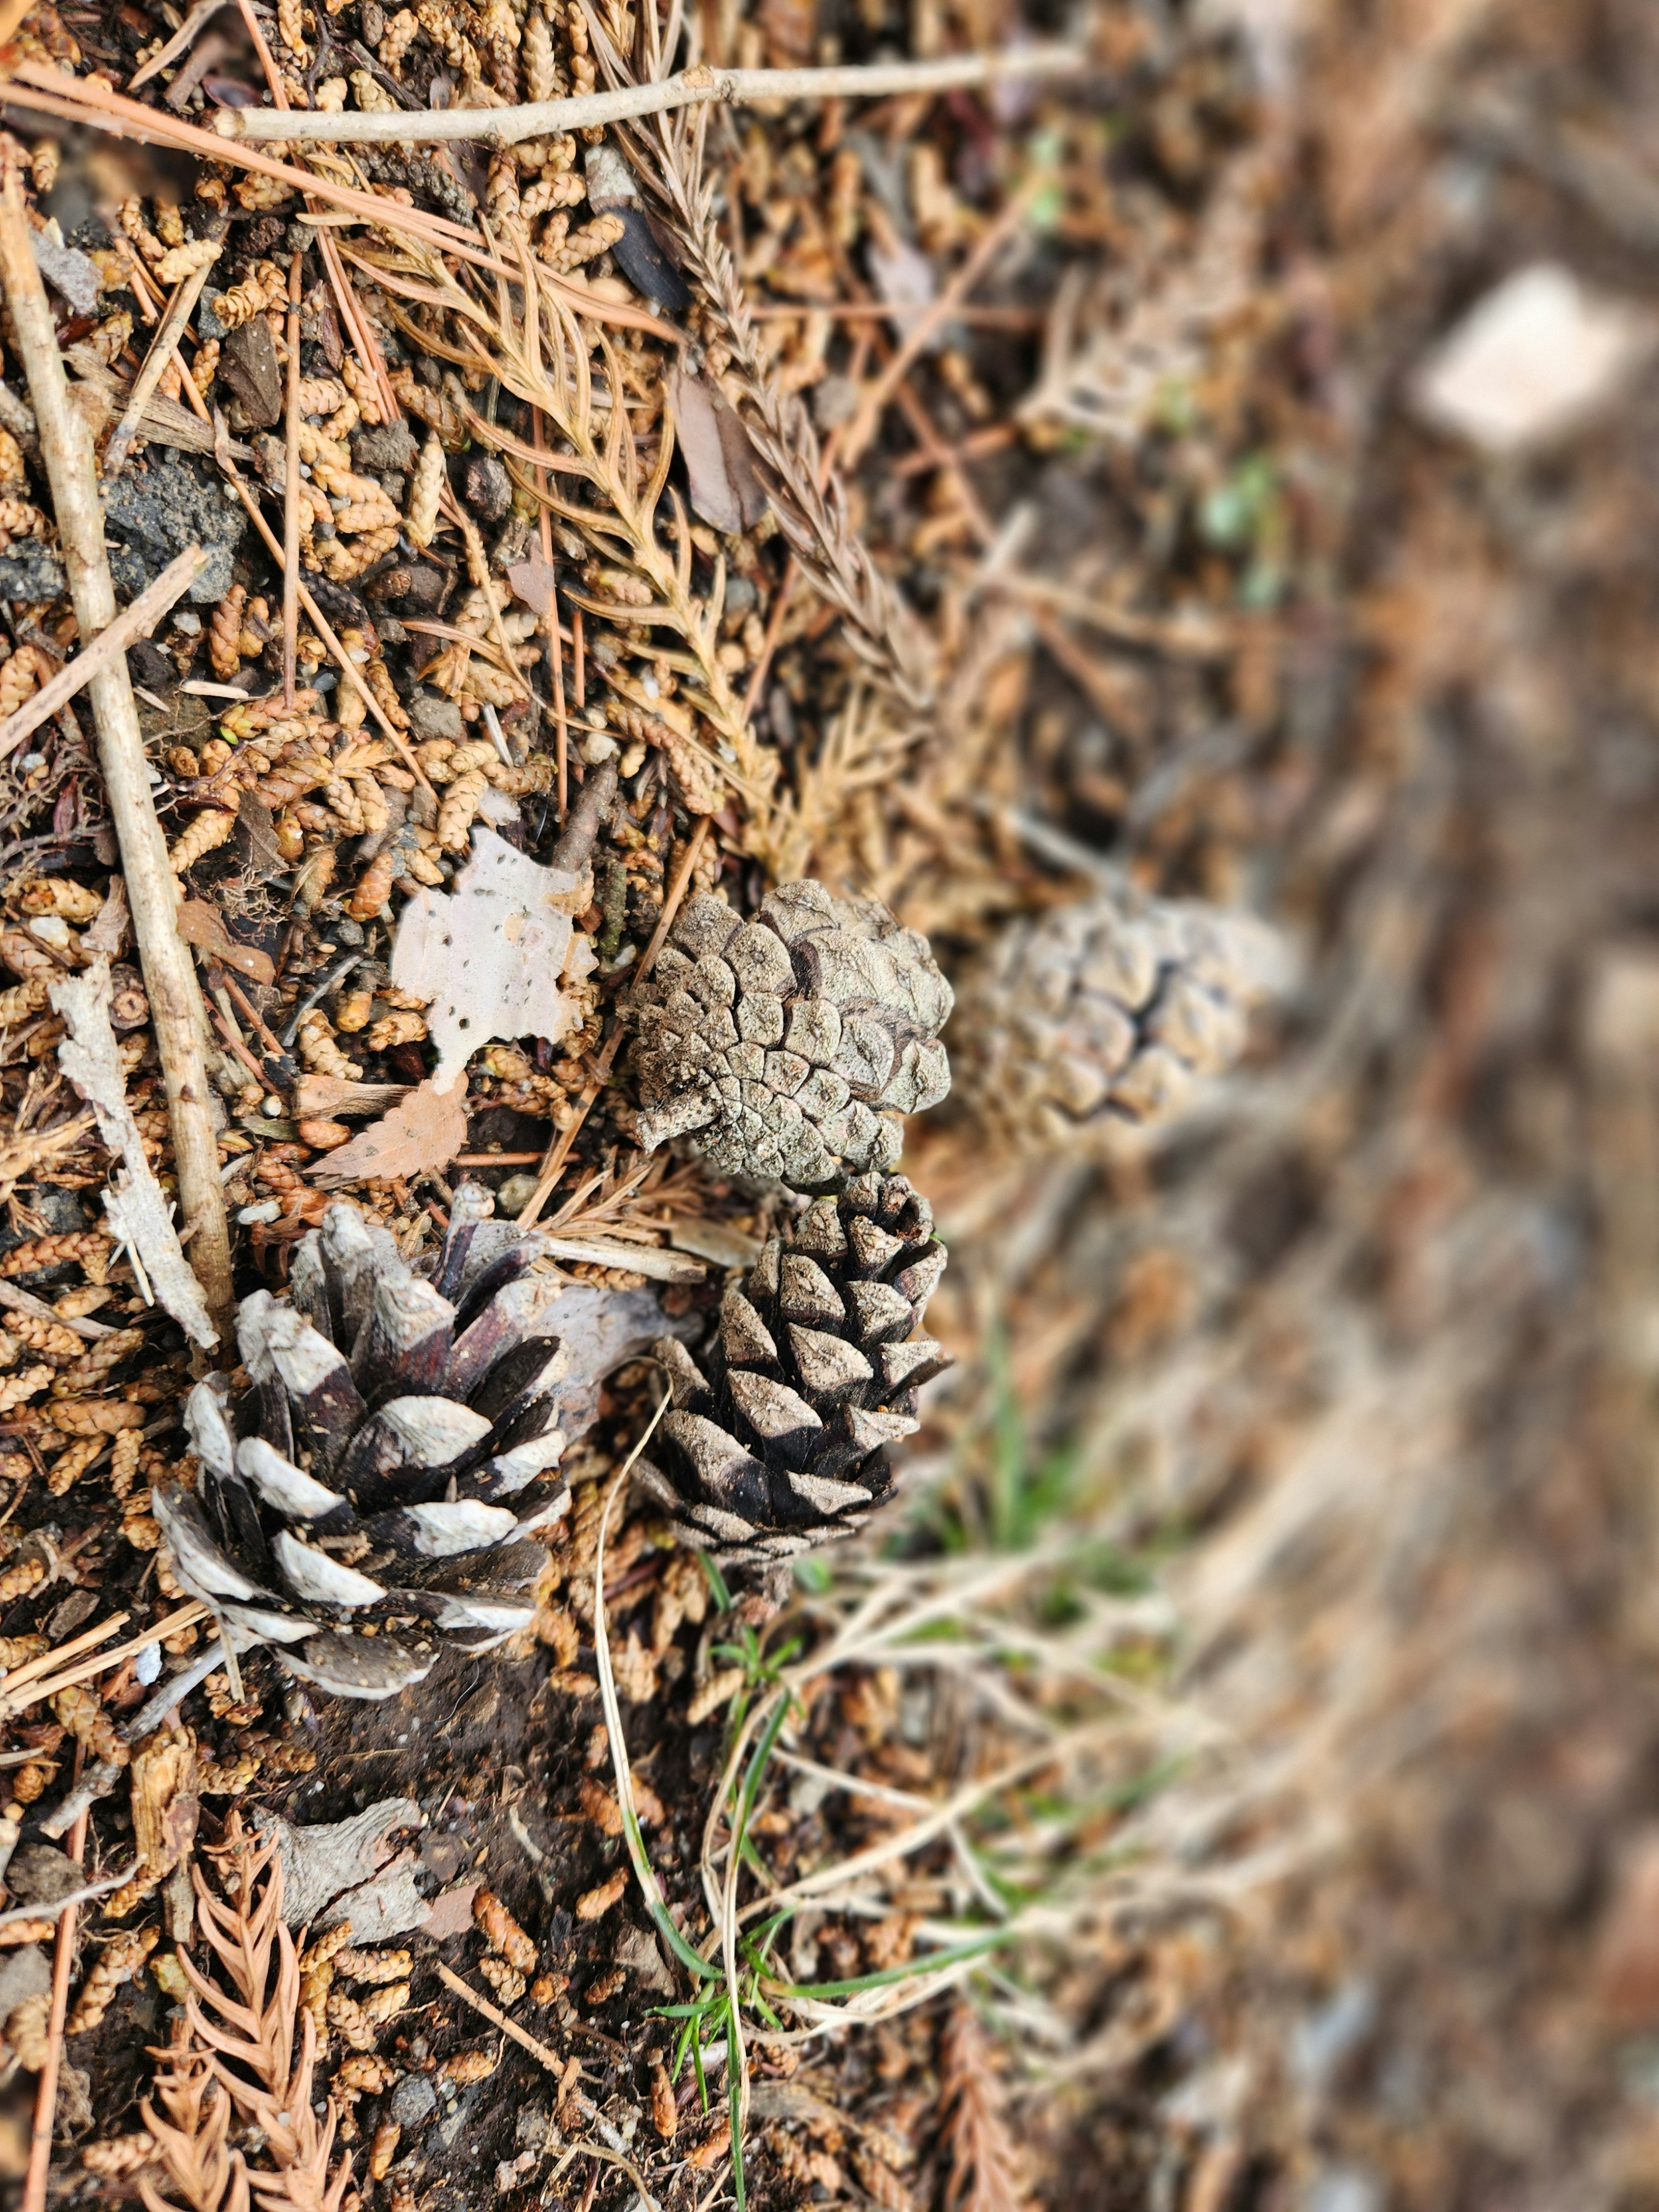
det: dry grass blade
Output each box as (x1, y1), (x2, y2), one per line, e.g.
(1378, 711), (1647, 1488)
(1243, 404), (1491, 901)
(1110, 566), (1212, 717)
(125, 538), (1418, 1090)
(940, 2006), (1033, 2212)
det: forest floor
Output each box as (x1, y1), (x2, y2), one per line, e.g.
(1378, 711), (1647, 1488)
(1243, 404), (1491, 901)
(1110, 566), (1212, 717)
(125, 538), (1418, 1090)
(0, 0), (1656, 2206)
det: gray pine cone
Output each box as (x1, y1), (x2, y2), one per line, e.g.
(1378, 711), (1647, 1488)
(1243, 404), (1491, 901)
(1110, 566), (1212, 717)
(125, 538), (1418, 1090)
(952, 889), (1281, 1151)
(638, 1173), (948, 1567)
(630, 882), (953, 1192)
(153, 1192), (669, 1700)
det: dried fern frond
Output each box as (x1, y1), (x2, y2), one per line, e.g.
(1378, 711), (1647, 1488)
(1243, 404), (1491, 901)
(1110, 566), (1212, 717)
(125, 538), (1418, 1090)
(940, 2007), (1033, 2212)
(137, 2037), (246, 2212)
(158, 1818), (354, 2212)
(577, 4), (938, 725)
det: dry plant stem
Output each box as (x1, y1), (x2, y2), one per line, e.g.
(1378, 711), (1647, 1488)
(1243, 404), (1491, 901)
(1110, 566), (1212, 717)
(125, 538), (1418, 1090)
(838, 173), (1047, 469)
(517, 814), (709, 1229)
(216, 45), (1087, 141)
(283, 252), (302, 707)
(0, 545), (209, 763)
(103, 253), (222, 480)
(22, 1802), (86, 2212)
(0, 167), (234, 1346)
(435, 1963), (562, 2072)
(128, 0), (229, 89)
(6, 1603), (210, 1717)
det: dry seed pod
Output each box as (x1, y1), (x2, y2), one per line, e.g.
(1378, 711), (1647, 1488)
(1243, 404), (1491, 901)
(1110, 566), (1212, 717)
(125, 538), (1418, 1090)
(441, 2047), (498, 2083)
(477, 1955), (526, 2006)
(950, 889), (1284, 1151)
(151, 1196), (674, 1699)
(631, 884), (952, 1192)
(638, 1174), (947, 1571)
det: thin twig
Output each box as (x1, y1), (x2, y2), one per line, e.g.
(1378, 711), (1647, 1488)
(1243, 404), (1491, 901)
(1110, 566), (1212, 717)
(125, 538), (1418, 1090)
(435, 1963), (565, 2072)
(213, 45), (1087, 142)
(0, 546), (210, 764)
(0, 154), (234, 1344)
(282, 250), (302, 707)
(0, 1867), (134, 1931)
(103, 248), (223, 480)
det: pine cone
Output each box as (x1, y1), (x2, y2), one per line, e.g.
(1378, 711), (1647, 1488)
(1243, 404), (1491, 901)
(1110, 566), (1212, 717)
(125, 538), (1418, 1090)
(952, 889), (1282, 1152)
(637, 1173), (948, 1567)
(630, 883), (953, 1192)
(153, 1191), (670, 1699)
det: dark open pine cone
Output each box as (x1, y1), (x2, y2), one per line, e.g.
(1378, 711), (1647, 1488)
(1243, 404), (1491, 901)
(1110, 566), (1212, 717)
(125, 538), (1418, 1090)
(154, 1192), (669, 1699)
(639, 1173), (949, 1569)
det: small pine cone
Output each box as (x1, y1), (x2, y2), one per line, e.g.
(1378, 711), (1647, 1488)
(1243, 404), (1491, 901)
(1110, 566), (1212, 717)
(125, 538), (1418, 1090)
(477, 1954), (526, 2005)
(440, 2047), (498, 2084)
(0, 1230), (111, 1279)
(154, 238), (220, 285)
(350, 852), (398, 920)
(277, 0), (308, 56)
(474, 1888), (536, 1972)
(341, 353), (384, 426)
(67, 1926), (160, 2034)
(82, 2133), (159, 2177)
(0, 1558), (45, 1603)
(298, 376), (348, 416)
(337, 2054), (397, 2092)
(0, 976), (50, 1026)
(46, 1433), (104, 1497)
(6, 1993), (51, 2070)
(315, 73), (347, 105)
(332, 495), (402, 536)
(541, 212), (624, 274)
(0, 1365), (52, 1414)
(0, 643), (56, 720)
(0, 1634), (48, 1667)
(366, 1010), (428, 1053)
(337, 1945), (411, 1985)
(370, 2120), (401, 2179)
(29, 140), (59, 195)
(379, 7), (418, 71)
(169, 805), (239, 875)
(630, 884), (952, 1192)
(406, 432), (445, 549)
(326, 1989), (380, 2050)
(639, 1175), (948, 1569)
(191, 338), (221, 394)
(522, 170), (586, 218)
(209, 585), (245, 681)
(9, 1310), (82, 1363)
(522, 5), (556, 95)
(0, 428), (26, 494)
(297, 1010), (364, 1081)
(950, 890), (1284, 1152)
(435, 767), (488, 852)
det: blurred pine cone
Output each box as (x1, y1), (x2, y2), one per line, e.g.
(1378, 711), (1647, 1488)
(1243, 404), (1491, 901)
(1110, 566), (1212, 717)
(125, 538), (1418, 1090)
(154, 1192), (669, 1699)
(639, 1173), (948, 1568)
(630, 882), (953, 1192)
(951, 890), (1282, 1150)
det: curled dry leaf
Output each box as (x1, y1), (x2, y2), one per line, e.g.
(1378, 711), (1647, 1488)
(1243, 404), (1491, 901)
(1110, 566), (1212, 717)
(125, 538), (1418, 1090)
(306, 1077), (470, 1188)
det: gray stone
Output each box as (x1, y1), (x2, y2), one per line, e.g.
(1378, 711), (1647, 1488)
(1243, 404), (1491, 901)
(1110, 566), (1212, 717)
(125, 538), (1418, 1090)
(8, 1843), (81, 1904)
(388, 2072), (438, 2128)
(105, 450), (245, 604)
(0, 1947), (51, 2019)
(407, 693), (466, 742)
(353, 421), (419, 474)
(0, 545), (66, 601)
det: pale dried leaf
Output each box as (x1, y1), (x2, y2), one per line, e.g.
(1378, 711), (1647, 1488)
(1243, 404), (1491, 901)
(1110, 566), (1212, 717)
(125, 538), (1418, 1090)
(81, 876), (130, 959)
(307, 1077), (469, 1188)
(175, 901), (275, 986)
(51, 958), (217, 1348)
(387, 826), (596, 1091)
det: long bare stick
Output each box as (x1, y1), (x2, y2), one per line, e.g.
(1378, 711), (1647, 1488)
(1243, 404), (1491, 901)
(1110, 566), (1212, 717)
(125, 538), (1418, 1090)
(21, 1802), (86, 2212)
(214, 44), (1086, 143)
(0, 160), (234, 1347)
(282, 251), (301, 707)
(102, 249), (223, 480)
(0, 545), (209, 763)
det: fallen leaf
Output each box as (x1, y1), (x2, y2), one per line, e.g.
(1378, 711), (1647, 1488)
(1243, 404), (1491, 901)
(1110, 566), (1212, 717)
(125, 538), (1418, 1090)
(419, 1879), (484, 1942)
(309, 1076), (469, 1188)
(387, 826), (597, 1091)
(1410, 262), (1656, 455)
(669, 366), (769, 536)
(290, 1074), (411, 1121)
(505, 558), (560, 619)
(175, 898), (275, 985)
